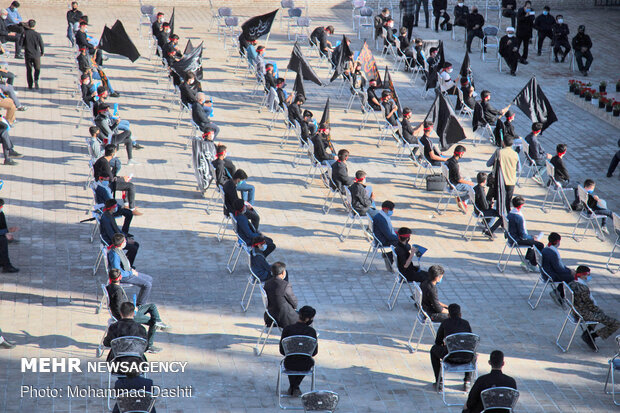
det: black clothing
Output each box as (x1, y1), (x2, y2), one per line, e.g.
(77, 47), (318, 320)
(401, 117), (418, 146)
(311, 133), (332, 163)
(550, 155), (569, 182)
(534, 14), (555, 53)
(463, 370), (517, 413)
(481, 100), (502, 126)
(279, 322), (318, 389)
(310, 27), (329, 54)
(264, 276), (298, 329)
(81, 83), (94, 105)
(67, 9), (83, 25)
(0, 18), (20, 55)
(466, 12), (485, 52)
(421, 135), (441, 166)
(516, 8), (534, 60)
(179, 82), (199, 105)
(473, 184), (502, 233)
(552, 23), (570, 60)
(287, 102), (303, 125)
(331, 161), (354, 192)
(454, 5), (469, 27)
(151, 20), (163, 37)
(414, 0), (430, 27)
(93, 157), (138, 209)
(221, 179), (261, 229)
(501, 0), (517, 27)
(75, 30), (95, 54)
(432, 0), (450, 31)
(420, 279), (443, 318)
(572, 32), (592, 51)
(192, 102), (216, 133)
(76, 52), (93, 74)
(394, 242), (428, 282)
(374, 14), (390, 38)
(382, 99), (398, 126)
(499, 35), (520, 73)
(430, 316), (472, 381)
(572, 32), (593, 72)
(21, 27), (44, 87)
(461, 88), (476, 110)
(103, 318), (147, 362)
(106, 283), (129, 321)
(94, 157), (116, 181)
(446, 156), (461, 186)
(349, 182), (372, 216)
(0, 211), (13, 268)
(367, 86), (381, 111)
(264, 71), (276, 90)
(212, 158), (236, 187)
(25, 56), (40, 88)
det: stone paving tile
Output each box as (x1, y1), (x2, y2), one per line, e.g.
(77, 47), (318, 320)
(0, 3), (618, 413)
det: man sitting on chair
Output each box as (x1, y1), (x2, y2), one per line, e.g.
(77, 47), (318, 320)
(446, 145), (475, 214)
(430, 303), (473, 392)
(223, 169), (259, 230)
(473, 172), (501, 239)
(112, 364), (157, 413)
(192, 93), (220, 138)
(419, 121), (448, 166)
(524, 122), (550, 181)
(98, 199), (138, 260)
(264, 262), (298, 329)
(232, 199), (276, 254)
(279, 305), (318, 397)
(107, 233), (153, 307)
(480, 90), (510, 127)
(394, 227), (428, 282)
(366, 78), (382, 111)
(420, 265), (449, 321)
(311, 124), (337, 166)
(349, 170), (375, 216)
(550, 143), (578, 201)
(583, 179), (612, 233)
(212, 144), (235, 188)
(542, 232), (576, 304)
(506, 196), (544, 272)
(463, 350), (517, 413)
(372, 200), (399, 248)
(103, 301), (149, 361)
(331, 149), (354, 193)
(250, 235), (274, 282)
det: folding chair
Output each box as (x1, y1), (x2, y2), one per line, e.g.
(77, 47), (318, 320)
(484, 0), (502, 24)
(216, 8), (233, 41)
(413, 156), (441, 188)
(254, 285), (281, 356)
(380, 27), (398, 58)
(204, 171), (222, 215)
(93, 235), (109, 276)
(116, 391), (156, 413)
(301, 390), (339, 412)
(175, 100), (192, 129)
(361, 218), (389, 273)
(280, 109), (299, 148)
(461, 187), (494, 241)
(279, 0), (296, 29)
(339, 187), (369, 242)
(241, 260), (262, 312)
(386, 246), (416, 310)
(223, 16), (240, 49)
(604, 335), (620, 406)
(96, 284), (117, 357)
(75, 94), (92, 129)
(137, 4), (155, 40)
(541, 162), (572, 213)
(259, 86), (274, 113)
(480, 387), (519, 412)
(409, 59), (427, 87)
(406, 282), (441, 353)
(293, 17), (312, 44)
(292, 131), (310, 168)
(226, 213), (252, 274)
(556, 282), (599, 352)
(359, 104), (383, 132)
(322, 168), (345, 215)
(435, 165), (468, 215)
(276, 335), (317, 409)
(571, 185), (607, 242)
(267, 93), (284, 131)
(304, 141), (328, 188)
(352, 0), (367, 31)
(286, 8), (304, 40)
(480, 26), (499, 63)
(394, 136), (421, 168)
(207, 0), (221, 32)
(527, 247), (560, 310)
(377, 120), (400, 147)
(517, 141), (545, 186)
(456, 88), (473, 120)
(107, 336), (148, 410)
(356, 6), (374, 39)
(344, 78), (365, 114)
(440, 333), (480, 406)
(216, 185), (231, 242)
(606, 213), (620, 274)
(496, 215), (529, 272)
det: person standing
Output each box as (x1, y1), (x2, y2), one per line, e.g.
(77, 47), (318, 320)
(414, 0), (430, 28)
(401, 0), (417, 41)
(501, 0), (517, 28)
(0, 198), (19, 273)
(21, 19), (44, 90)
(515, 1), (535, 64)
(572, 25), (593, 76)
(606, 139), (620, 178)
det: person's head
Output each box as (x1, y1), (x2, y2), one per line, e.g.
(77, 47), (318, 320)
(295, 94), (306, 105)
(414, 38), (423, 47)
(276, 77), (286, 88)
(185, 71), (196, 84)
(448, 303), (461, 319)
(503, 135), (514, 148)
(271, 261), (287, 279)
(428, 265), (445, 284)
(429, 47), (438, 57)
(318, 123), (330, 135)
(10, 1), (19, 9)
(112, 233), (126, 249)
(233, 169), (248, 183)
(465, 85), (474, 97)
(337, 149), (350, 162)
(556, 143), (567, 156)
(400, 27), (408, 36)
(71, 2), (79, 10)
(79, 45), (88, 54)
(302, 109), (313, 120)
(583, 179), (595, 192)
(369, 78), (378, 87)
(0, 9), (7, 19)
(556, 14), (563, 23)
(28, 19), (36, 29)
(477, 172), (488, 185)
(453, 145), (466, 159)
(325, 25), (335, 35)
(108, 268), (122, 284)
(156, 12), (164, 22)
(512, 195), (525, 210)
(381, 8), (390, 16)
(257, 45), (265, 54)
(543, 5), (550, 14)
(216, 144), (227, 158)
(505, 110), (515, 122)
(575, 265), (591, 282)
(472, 6), (478, 14)
(120, 302), (135, 319)
(489, 350), (505, 370)
(80, 73), (90, 84)
(386, 18), (394, 28)
(423, 120), (434, 134)
(162, 22), (170, 32)
(397, 227), (412, 243)
(481, 90), (491, 101)
(578, 24), (585, 33)
(104, 198), (117, 213)
(381, 200), (395, 215)
(442, 62), (453, 73)
(89, 126), (99, 137)
(532, 122), (543, 134)
(251, 235), (268, 252)
(202, 129), (215, 141)
(548, 232), (561, 247)
(403, 107), (412, 119)
(170, 34), (179, 43)
(0, 199), (4, 210)
(524, 1), (532, 9)
(265, 63), (273, 73)
(381, 89), (392, 101)
(104, 144), (117, 157)
(97, 103), (110, 115)
(232, 198), (245, 214)
(298, 305), (316, 325)
(97, 85), (108, 98)
(355, 170), (367, 184)
(506, 26), (515, 36)
(196, 92), (206, 104)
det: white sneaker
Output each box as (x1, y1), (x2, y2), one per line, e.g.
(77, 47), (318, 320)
(127, 159), (140, 165)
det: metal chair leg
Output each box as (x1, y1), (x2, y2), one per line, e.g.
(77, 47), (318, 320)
(240, 277), (258, 312)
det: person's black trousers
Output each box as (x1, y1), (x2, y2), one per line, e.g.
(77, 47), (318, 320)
(434, 12), (450, 31)
(111, 131), (133, 160)
(503, 52), (520, 73)
(430, 344), (473, 382)
(284, 357), (315, 389)
(244, 209), (261, 232)
(517, 36), (530, 60)
(123, 241), (140, 266)
(479, 209), (502, 233)
(25, 56), (40, 88)
(502, 9), (516, 27)
(7, 25), (23, 54)
(414, 0), (429, 27)
(0, 235), (11, 267)
(466, 28), (484, 52)
(114, 207), (134, 235)
(402, 14), (415, 40)
(607, 150), (620, 176)
(574, 49), (593, 72)
(113, 179), (137, 209)
(517, 239), (544, 265)
(537, 30), (553, 53)
(553, 40), (570, 60)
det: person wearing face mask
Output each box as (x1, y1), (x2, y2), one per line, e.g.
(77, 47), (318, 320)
(156, 22), (171, 51)
(420, 265), (449, 321)
(516, 1), (535, 64)
(572, 25), (593, 76)
(97, 192), (135, 243)
(212, 144), (235, 187)
(506, 196), (544, 272)
(278, 305), (317, 397)
(232, 199), (276, 255)
(250, 236), (276, 282)
(0, 198), (18, 273)
(192, 93), (220, 138)
(581, 179), (612, 233)
(432, 0), (451, 32)
(151, 12), (164, 37)
(453, 1), (469, 28)
(366, 78), (382, 111)
(379, 18), (397, 54)
(311, 123), (337, 166)
(309, 25), (334, 58)
(569, 267), (620, 351)
(179, 71), (201, 106)
(66, 2), (82, 47)
(374, 8), (391, 39)
(265, 262), (298, 330)
(552, 15), (570, 63)
(542, 232), (577, 305)
(372, 200), (399, 247)
(394, 227), (428, 282)
(501, 0), (517, 27)
(534, 6), (554, 56)
(349, 170), (375, 216)
(499, 26), (520, 75)
(331, 149), (355, 193)
(223, 170), (260, 231)
(465, 7), (485, 54)
(438, 62), (458, 94)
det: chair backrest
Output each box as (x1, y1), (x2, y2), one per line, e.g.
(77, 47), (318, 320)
(101, 283), (118, 322)
(545, 161), (557, 186)
(297, 17), (311, 27)
(352, 0), (366, 8)
(225, 16), (239, 27)
(289, 7), (303, 17)
(343, 186), (355, 213)
(360, 6), (373, 16)
(301, 390), (339, 412)
(267, 87), (279, 111)
(116, 391), (156, 413)
(444, 333), (480, 356)
(281, 335), (318, 357)
(483, 26), (499, 37)
(281, 0), (295, 8)
(480, 387), (519, 412)
(412, 282), (424, 308)
(110, 336), (148, 359)
(218, 7), (232, 17)
(388, 246), (399, 274)
(613, 213), (620, 239)
(576, 185), (593, 213)
(562, 281), (575, 308)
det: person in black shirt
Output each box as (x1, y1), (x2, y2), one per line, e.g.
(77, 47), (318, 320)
(0, 9), (21, 58)
(331, 149), (354, 193)
(21, 20), (44, 90)
(516, 1), (535, 63)
(156, 22), (171, 51)
(461, 85), (476, 110)
(66, 1), (82, 47)
(499, 26), (520, 76)
(400, 108), (422, 160)
(534, 6), (554, 56)
(312, 124), (336, 166)
(501, 0), (517, 27)
(279, 305), (318, 397)
(75, 21), (101, 66)
(222, 169), (260, 230)
(212, 145), (235, 187)
(264, 63), (276, 90)
(309, 25), (334, 57)
(572, 25), (593, 76)
(552, 15), (570, 63)
(179, 72), (201, 106)
(466, 7), (484, 54)
(366, 79), (381, 111)
(607, 138), (620, 178)
(192, 93), (220, 138)
(93, 145), (143, 215)
(550, 143), (578, 201)
(480, 90), (509, 126)
(394, 227), (428, 282)
(430, 304), (472, 390)
(446, 145), (474, 213)
(287, 94), (305, 126)
(103, 301), (155, 360)
(0, 198), (18, 273)
(299, 110), (316, 144)
(381, 90), (399, 127)
(397, 27), (414, 66)
(432, 0), (450, 32)
(151, 12), (164, 37)
(420, 265), (448, 321)
(374, 8), (391, 38)
(463, 350), (517, 413)
(453, 2), (469, 28)
(419, 121), (447, 166)
(349, 170), (375, 216)
(473, 173), (502, 238)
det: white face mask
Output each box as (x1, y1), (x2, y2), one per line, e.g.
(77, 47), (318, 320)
(557, 19), (563, 23)
(507, 33), (514, 37)
(447, 68), (453, 73)
(458, 2), (463, 6)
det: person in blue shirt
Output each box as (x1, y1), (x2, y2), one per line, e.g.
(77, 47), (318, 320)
(250, 235), (274, 282)
(232, 199), (276, 254)
(97, 197), (135, 246)
(372, 200), (399, 247)
(506, 196), (543, 272)
(107, 233), (152, 306)
(542, 232), (575, 304)
(5, 1), (24, 58)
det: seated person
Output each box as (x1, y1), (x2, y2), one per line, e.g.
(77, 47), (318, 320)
(311, 124), (337, 166)
(103, 301), (150, 361)
(98, 199), (137, 257)
(432, 0), (451, 31)
(222, 169), (259, 230)
(287, 94), (305, 126)
(264, 63), (276, 90)
(330, 36), (353, 69)
(192, 93), (220, 138)
(401, 108), (421, 157)
(0, 86), (16, 125)
(0, 8), (22, 58)
(583, 179), (613, 232)
(454, 1), (469, 27)
(438, 62), (458, 96)
(419, 121), (447, 166)
(232, 199), (276, 254)
(250, 235), (274, 282)
(0, 83), (25, 111)
(300, 110), (317, 144)
(372, 200), (399, 247)
(430, 304), (472, 392)
(264, 262), (298, 328)
(331, 149), (354, 193)
(310, 25), (334, 57)
(381, 90), (399, 130)
(420, 265), (449, 321)
(394, 227), (428, 283)
(397, 27), (415, 67)
(380, 18), (397, 52)
(524, 122), (550, 177)
(374, 8), (390, 40)
(366, 78), (382, 111)
(76, 47), (118, 97)
(112, 366), (157, 413)
(163, 34), (183, 67)
(463, 350), (517, 413)
(550, 143), (578, 201)
(446, 145), (475, 212)
(349, 170), (375, 216)
(107, 233), (153, 306)
(254, 46), (266, 80)
(506, 196), (544, 271)
(212, 144), (235, 187)
(275, 77), (293, 109)
(413, 38), (427, 68)
(93, 145), (142, 215)
(461, 85), (476, 110)
(542, 232), (576, 303)
(0, 114), (20, 165)
(179, 71), (201, 106)
(94, 104), (136, 163)
(499, 26), (520, 76)
(571, 25), (593, 77)
(0, 198), (19, 273)
(156, 22), (171, 51)
(106, 269), (170, 355)
(569, 269), (620, 351)
(473, 172), (502, 238)
(426, 47), (441, 70)
(479, 90), (509, 127)
(466, 7), (485, 53)
(76, 21), (102, 66)
(349, 63), (367, 105)
(279, 306), (318, 397)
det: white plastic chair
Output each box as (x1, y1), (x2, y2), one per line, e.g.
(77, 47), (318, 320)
(406, 283), (441, 353)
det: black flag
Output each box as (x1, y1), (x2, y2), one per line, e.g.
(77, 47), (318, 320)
(169, 7), (175, 36)
(287, 42), (323, 86)
(358, 41), (381, 85)
(172, 41), (203, 80)
(329, 35), (352, 83)
(98, 20), (141, 62)
(491, 149), (507, 217)
(459, 51), (474, 89)
(425, 64), (439, 90)
(438, 40), (445, 68)
(293, 63), (305, 99)
(320, 97), (330, 128)
(241, 9), (278, 40)
(424, 93), (467, 151)
(383, 66), (402, 117)
(183, 39), (195, 55)
(512, 76), (558, 131)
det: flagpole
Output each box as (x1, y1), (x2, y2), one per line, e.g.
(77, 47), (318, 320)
(265, 31), (271, 48)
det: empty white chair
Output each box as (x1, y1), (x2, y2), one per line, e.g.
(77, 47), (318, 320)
(604, 335), (620, 406)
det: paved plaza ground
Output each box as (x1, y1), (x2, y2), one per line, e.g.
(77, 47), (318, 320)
(0, 2), (619, 412)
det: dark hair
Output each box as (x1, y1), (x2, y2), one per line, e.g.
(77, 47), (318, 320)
(524, 1), (532, 5)
(325, 25), (335, 34)
(576, 265), (590, 274)
(381, 89), (392, 99)
(423, 120), (434, 129)
(104, 199), (117, 209)
(512, 195), (525, 208)
(480, 90), (491, 100)
(337, 149), (350, 161)
(454, 145), (466, 154)
(156, 12), (164, 17)
(271, 262), (286, 276)
(104, 144), (117, 156)
(251, 235), (265, 247)
(266, 63), (273, 70)
(97, 85), (106, 95)
(397, 227), (412, 236)
(381, 200), (395, 210)
(489, 350), (504, 368)
(170, 34), (179, 41)
(382, 7), (390, 13)
(443, 62), (452, 69)
(0, 199), (4, 207)
(276, 77), (285, 85)
(296, 94), (306, 104)
(303, 110), (313, 118)
(403, 107), (412, 116)
(532, 122), (543, 132)
(120, 302), (135, 318)
(556, 14), (563, 19)
(428, 265), (445, 281)
(216, 144), (226, 154)
(28, 19), (36, 28)
(89, 126), (99, 136)
(233, 169), (248, 180)
(232, 198), (245, 212)
(112, 233), (125, 246)
(548, 232), (561, 245)
(108, 268), (121, 281)
(544, 5), (550, 11)
(556, 143), (567, 153)
(10, 1), (20, 7)
(448, 303), (461, 318)
(429, 47), (438, 54)
(476, 172), (488, 184)
(355, 170), (366, 180)
(299, 305), (316, 320)
(503, 135), (514, 147)
(185, 72), (196, 81)
(583, 179), (595, 187)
